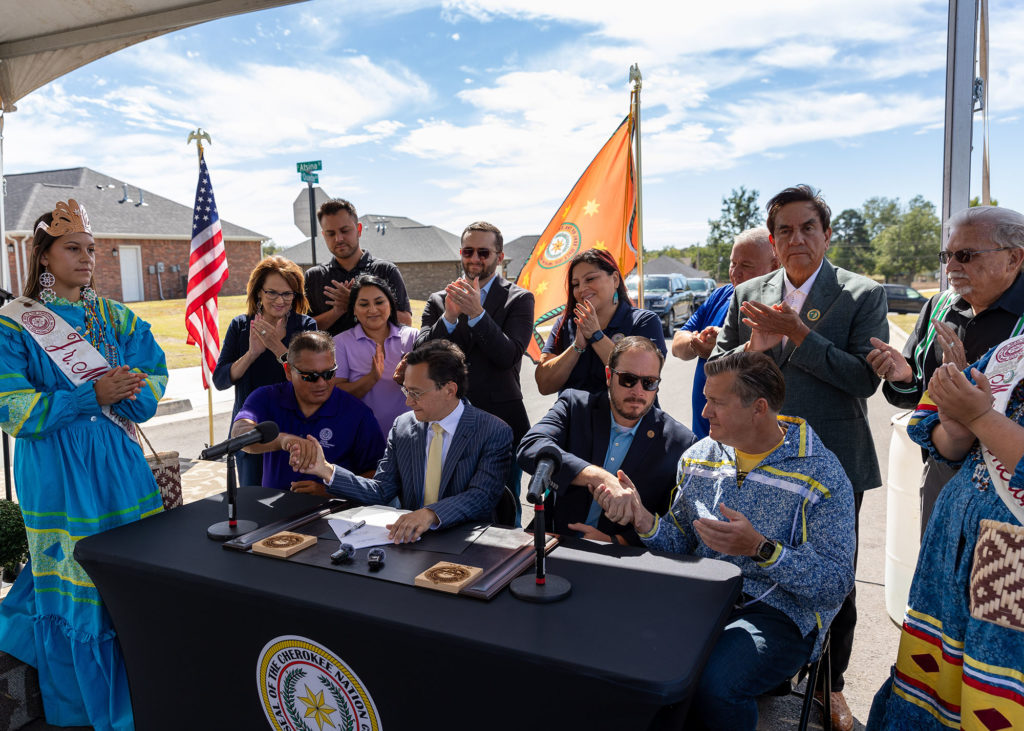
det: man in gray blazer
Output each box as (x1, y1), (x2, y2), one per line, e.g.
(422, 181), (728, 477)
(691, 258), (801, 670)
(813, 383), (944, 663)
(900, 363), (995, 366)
(292, 340), (513, 543)
(710, 184), (887, 731)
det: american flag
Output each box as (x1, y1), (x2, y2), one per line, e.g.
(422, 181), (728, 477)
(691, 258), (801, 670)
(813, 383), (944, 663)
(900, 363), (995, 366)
(185, 155), (228, 388)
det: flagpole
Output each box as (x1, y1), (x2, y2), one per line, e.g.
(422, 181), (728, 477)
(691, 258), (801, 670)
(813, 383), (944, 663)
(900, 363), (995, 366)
(629, 64), (644, 304)
(188, 129), (216, 446)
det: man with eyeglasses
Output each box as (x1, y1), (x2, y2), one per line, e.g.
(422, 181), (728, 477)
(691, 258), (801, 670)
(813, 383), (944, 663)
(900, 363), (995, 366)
(867, 205), (1024, 532)
(292, 340), (513, 543)
(711, 185), (887, 731)
(230, 331), (385, 491)
(304, 198), (412, 336)
(517, 336), (695, 544)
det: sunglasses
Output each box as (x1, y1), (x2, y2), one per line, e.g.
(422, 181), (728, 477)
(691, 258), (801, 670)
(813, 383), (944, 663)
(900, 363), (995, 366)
(938, 247), (1011, 264)
(294, 367), (337, 382)
(460, 247), (494, 260)
(610, 368), (661, 392)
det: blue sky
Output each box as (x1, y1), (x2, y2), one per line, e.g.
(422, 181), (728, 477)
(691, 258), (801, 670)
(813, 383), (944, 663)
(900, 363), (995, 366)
(6, 0), (1024, 252)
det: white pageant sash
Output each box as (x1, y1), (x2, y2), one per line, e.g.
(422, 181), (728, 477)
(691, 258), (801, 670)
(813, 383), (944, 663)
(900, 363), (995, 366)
(980, 333), (1024, 524)
(0, 296), (138, 444)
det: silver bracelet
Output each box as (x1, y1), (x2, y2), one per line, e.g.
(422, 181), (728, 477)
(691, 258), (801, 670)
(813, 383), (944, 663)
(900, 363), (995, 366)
(571, 343), (586, 355)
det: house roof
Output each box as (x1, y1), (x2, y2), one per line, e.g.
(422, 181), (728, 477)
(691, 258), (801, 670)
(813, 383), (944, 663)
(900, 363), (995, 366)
(3, 167), (266, 240)
(643, 255), (707, 278)
(278, 214), (461, 266)
(504, 234), (540, 283)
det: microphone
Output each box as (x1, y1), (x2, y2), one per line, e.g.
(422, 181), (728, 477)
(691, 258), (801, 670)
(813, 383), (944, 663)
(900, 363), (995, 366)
(200, 421), (279, 461)
(526, 444), (562, 504)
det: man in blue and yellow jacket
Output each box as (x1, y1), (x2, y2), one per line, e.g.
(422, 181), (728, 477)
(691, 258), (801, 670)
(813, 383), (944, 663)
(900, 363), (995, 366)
(595, 351), (855, 731)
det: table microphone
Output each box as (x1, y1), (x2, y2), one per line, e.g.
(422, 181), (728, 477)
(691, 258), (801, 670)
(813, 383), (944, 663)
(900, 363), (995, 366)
(526, 445), (562, 504)
(200, 421), (279, 461)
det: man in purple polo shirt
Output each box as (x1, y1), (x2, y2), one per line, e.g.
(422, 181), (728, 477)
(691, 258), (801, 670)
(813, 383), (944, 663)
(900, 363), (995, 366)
(231, 331), (384, 490)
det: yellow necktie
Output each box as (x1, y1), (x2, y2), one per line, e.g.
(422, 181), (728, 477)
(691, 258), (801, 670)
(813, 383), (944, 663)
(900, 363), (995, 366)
(424, 422), (444, 505)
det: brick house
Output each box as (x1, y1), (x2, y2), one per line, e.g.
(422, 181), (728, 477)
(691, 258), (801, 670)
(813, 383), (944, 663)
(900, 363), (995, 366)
(3, 167), (266, 302)
(278, 214), (462, 301)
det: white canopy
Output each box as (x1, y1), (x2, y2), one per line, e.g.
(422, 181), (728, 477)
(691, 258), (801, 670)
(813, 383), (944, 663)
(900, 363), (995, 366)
(0, 0), (308, 288)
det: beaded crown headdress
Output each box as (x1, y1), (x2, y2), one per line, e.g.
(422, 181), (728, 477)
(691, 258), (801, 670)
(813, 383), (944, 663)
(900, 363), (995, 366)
(35, 199), (92, 238)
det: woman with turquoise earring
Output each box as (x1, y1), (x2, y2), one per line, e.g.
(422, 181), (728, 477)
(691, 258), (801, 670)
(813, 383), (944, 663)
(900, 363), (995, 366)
(0, 199), (167, 730)
(536, 247), (665, 395)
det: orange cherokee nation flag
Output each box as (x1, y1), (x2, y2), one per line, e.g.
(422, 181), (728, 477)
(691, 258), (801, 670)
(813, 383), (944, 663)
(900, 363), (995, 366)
(519, 115), (638, 363)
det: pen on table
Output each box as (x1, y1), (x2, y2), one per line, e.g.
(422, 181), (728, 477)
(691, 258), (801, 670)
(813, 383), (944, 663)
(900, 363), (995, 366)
(339, 519), (366, 538)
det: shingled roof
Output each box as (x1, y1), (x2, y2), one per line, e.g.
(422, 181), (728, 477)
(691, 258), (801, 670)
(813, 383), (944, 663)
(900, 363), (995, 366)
(278, 214), (461, 266)
(3, 167), (266, 240)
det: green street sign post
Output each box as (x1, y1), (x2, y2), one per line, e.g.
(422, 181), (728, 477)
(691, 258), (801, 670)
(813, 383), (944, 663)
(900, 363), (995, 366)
(297, 161), (324, 265)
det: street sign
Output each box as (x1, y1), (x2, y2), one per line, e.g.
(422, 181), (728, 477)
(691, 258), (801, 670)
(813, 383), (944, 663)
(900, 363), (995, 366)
(300, 172), (319, 184)
(296, 160), (322, 173)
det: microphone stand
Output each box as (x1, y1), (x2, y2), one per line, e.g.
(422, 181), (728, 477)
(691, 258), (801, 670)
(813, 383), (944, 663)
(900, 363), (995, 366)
(510, 470), (571, 603)
(206, 450), (259, 541)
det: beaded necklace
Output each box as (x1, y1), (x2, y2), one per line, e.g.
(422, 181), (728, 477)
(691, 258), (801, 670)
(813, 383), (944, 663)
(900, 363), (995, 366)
(49, 287), (120, 367)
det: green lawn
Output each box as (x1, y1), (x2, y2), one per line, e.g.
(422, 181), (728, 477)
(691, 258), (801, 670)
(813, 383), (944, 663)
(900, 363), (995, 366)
(130, 296), (427, 369)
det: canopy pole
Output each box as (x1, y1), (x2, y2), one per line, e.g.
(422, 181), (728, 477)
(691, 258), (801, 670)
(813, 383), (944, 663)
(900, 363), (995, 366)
(629, 64), (644, 304)
(0, 105), (12, 292)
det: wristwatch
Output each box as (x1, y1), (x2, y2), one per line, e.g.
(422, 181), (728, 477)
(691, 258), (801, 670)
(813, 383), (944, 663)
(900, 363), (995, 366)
(589, 329), (605, 344)
(755, 537), (778, 562)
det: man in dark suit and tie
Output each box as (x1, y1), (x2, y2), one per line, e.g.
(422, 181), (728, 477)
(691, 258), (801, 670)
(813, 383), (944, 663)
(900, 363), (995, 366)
(710, 184), (887, 731)
(418, 221), (535, 448)
(292, 340), (513, 543)
(517, 336), (696, 544)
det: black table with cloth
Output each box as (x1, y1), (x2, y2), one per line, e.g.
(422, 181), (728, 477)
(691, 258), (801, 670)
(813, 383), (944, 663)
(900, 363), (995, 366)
(75, 487), (741, 730)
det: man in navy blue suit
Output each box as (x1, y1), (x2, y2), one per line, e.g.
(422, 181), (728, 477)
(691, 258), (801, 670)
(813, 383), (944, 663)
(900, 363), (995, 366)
(517, 336), (696, 545)
(292, 340), (513, 543)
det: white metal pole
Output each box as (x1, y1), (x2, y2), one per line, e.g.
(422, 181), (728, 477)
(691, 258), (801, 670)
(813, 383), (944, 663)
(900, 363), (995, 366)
(940, 0), (978, 291)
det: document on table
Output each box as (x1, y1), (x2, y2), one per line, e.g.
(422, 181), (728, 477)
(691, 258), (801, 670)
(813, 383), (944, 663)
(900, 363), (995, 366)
(326, 505), (420, 548)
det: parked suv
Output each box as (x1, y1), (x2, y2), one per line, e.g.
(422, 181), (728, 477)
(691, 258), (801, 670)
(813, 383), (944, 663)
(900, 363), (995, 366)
(883, 284), (927, 314)
(686, 277), (716, 309)
(626, 274), (695, 335)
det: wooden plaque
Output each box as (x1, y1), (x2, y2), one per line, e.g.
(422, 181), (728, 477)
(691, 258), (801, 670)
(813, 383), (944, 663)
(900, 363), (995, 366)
(414, 561), (484, 594)
(251, 531), (317, 558)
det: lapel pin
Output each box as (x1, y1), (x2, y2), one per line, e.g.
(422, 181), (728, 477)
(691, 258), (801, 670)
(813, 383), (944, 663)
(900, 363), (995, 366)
(647, 430), (655, 438)
(807, 309), (821, 321)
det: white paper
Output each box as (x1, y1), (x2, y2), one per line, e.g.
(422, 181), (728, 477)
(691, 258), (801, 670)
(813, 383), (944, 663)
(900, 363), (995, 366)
(327, 505), (419, 547)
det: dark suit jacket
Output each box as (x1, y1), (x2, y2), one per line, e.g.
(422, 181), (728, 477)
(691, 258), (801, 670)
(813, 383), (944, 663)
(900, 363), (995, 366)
(517, 389), (697, 544)
(418, 276), (535, 443)
(326, 401), (513, 527)
(711, 259), (888, 492)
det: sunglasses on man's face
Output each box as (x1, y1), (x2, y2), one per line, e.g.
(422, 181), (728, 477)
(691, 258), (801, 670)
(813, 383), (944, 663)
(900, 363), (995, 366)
(610, 368), (661, 392)
(294, 367), (337, 383)
(460, 247), (494, 260)
(938, 247), (1011, 264)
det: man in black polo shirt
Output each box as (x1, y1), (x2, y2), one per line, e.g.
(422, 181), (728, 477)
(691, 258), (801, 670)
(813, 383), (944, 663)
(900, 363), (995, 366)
(304, 198), (412, 335)
(868, 204), (1024, 532)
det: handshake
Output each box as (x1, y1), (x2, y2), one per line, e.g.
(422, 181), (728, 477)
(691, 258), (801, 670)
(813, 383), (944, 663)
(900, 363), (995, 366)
(590, 470), (657, 536)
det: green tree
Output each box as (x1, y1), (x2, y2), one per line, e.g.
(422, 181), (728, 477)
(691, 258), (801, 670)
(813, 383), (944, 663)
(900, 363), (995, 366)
(873, 196), (940, 282)
(261, 239), (281, 257)
(829, 209), (875, 273)
(703, 186), (763, 280)
(861, 197), (901, 240)
(969, 196), (999, 207)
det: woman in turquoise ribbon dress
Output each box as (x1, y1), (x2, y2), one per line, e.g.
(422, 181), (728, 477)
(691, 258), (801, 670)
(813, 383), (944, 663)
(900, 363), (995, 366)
(0, 200), (167, 730)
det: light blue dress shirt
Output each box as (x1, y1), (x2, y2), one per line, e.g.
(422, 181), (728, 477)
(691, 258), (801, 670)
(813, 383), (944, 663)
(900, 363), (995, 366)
(585, 412), (640, 526)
